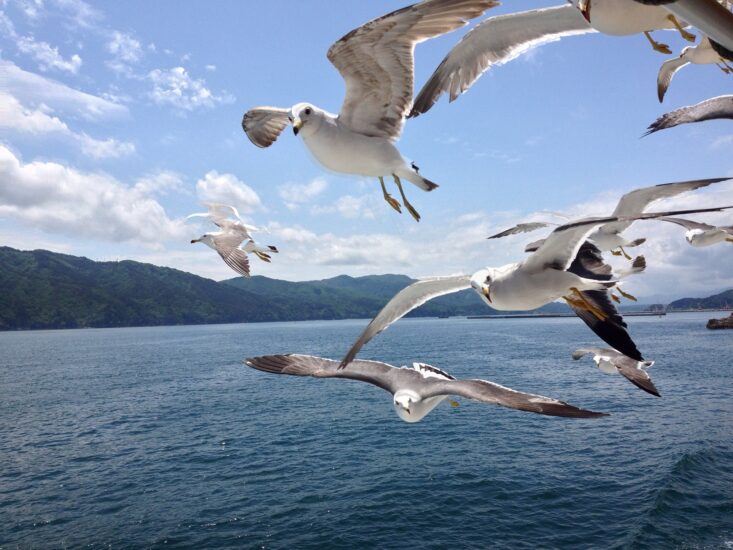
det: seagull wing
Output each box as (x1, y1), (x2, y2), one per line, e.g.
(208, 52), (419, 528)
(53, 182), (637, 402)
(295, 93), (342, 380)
(327, 0), (497, 140)
(411, 5), (593, 116)
(245, 354), (401, 394)
(571, 347), (602, 360)
(657, 56), (689, 103)
(524, 238), (546, 253)
(521, 217), (613, 273)
(421, 378), (607, 418)
(612, 355), (659, 397)
(242, 107), (291, 148)
(213, 233), (251, 277)
(600, 177), (729, 236)
(658, 216), (715, 231)
(339, 275), (472, 368)
(487, 222), (553, 239)
(645, 95), (733, 135)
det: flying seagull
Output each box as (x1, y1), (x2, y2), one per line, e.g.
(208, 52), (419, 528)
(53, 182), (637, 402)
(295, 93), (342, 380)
(187, 202), (265, 240)
(657, 37), (733, 103)
(658, 216), (733, 246)
(490, 178), (731, 259)
(410, 1), (692, 116)
(572, 347), (659, 396)
(241, 0), (497, 222)
(339, 205), (733, 369)
(645, 95), (733, 134)
(245, 354), (608, 422)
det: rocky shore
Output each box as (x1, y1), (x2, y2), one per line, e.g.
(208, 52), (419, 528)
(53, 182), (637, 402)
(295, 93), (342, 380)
(707, 313), (733, 330)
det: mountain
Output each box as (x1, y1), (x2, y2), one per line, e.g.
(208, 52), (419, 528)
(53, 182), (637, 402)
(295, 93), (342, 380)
(0, 247), (290, 330)
(667, 289), (733, 310)
(0, 246), (634, 331)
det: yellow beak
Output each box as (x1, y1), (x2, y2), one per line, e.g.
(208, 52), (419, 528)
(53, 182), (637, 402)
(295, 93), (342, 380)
(292, 119), (303, 135)
(482, 286), (492, 303)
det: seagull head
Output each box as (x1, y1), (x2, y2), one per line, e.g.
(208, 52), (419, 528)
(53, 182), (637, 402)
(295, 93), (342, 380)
(470, 268), (494, 304)
(191, 233), (214, 247)
(289, 103), (319, 136)
(393, 390), (423, 423)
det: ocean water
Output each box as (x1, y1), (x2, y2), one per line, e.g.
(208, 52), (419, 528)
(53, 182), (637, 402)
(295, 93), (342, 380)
(1, 313), (732, 549)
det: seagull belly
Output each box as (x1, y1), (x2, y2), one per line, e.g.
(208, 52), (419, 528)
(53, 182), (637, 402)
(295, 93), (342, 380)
(584, 1), (673, 35)
(488, 270), (570, 311)
(393, 396), (447, 423)
(302, 127), (404, 177)
(596, 357), (617, 375)
(589, 231), (624, 251)
(691, 229), (727, 247)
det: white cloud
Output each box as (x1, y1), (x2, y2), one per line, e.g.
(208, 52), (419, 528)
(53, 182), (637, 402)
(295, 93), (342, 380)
(205, 64), (216, 72)
(310, 193), (380, 220)
(712, 134), (733, 149)
(277, 177), (328, 210)
(0, 58), (127, 120)
(17, 35), (82, 74)
(0, 91), (135, 159)
(134, 171), (185, 196)
(50, 0), (102, 29)
(0, 145), (186, 245)
(0, 9), (16, 36)
(147, 66), (234, 111)
(196, 171), (262, 213)
(105, 31), (142, 75)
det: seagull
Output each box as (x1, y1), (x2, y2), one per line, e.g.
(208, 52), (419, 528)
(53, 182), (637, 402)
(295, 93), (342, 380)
(190, 229), (253, 277)
(339, 205), (733, 369)
(245, 354), (608, 422)
(187, 202), (265, 240)
(489, 178), (730, 259)
(241, 0), (497, 222)
(645, 95), (733, 134)
(657, 37), (733, 102)
(572, 347), (659, 396)
(658, 216), (733, 246)
(410, 2), (692, 116)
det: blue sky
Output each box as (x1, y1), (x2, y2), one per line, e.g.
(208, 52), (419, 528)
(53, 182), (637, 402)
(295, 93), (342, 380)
(1, 0), (732, 301)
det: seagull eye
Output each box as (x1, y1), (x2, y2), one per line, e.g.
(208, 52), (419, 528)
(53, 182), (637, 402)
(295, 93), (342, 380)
(304, 107), (312, 116)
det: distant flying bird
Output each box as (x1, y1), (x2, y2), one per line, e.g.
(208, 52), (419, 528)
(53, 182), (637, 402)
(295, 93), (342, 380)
(645, 95), (733, 134)
(188, 203), (278, 275)
(410, 1), (693, 116)
(658, 216), (733, 246)
(339, 205), (733, 369)
(241, 0), (497, 221)
(245, 354), (608, 422)
(572, 347), (659, 396)
(657, 37), (733, 103)
(490, 178), (730, 259)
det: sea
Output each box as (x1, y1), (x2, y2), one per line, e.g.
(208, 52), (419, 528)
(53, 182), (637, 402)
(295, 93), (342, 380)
(1, 312), (732, 549)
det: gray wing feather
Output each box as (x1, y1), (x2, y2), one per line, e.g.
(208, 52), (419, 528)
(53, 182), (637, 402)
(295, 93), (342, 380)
(411, 5), (593, 116)
(645, 95), (733, 135)
(244, 354), (401, 394)
(657, 56), (688, 103)
(658, 216), (715, 231)
(339, 275), (472, 368)
(422, 378), (608, 418)
(488, 222), (552, 239)
(242, 107), (291, 148)
(328, 0), (498, 140)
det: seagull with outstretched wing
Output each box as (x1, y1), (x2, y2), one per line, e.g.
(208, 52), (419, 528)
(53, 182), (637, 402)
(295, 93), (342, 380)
(573, 347), (659, 396)
(241, 0), (498, 222)
(245, 354), (608, 422)
(658, 216), (733, 247)
(645, 95), (733, 134)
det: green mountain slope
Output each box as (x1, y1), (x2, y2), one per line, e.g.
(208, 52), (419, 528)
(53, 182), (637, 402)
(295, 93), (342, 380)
(667, 289), (733, 310)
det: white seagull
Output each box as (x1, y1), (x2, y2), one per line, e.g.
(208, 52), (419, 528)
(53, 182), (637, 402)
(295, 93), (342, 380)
(339, 205), (733, 369)
(190, 230), (253, 277)
(572, 347), (658, 396)
(489, 178), (730, 259)
(645, 95), (733, 134)
(658, 216), (733, 246)
(410, 1), (693, 116)
(241, 0), (497, 221)
(187, 202), (265, 240)
(245, 354), (608, 422)
(657, 37), (733, 103)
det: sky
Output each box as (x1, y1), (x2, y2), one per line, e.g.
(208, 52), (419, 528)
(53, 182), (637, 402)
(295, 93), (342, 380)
(0, 0), (732, 302)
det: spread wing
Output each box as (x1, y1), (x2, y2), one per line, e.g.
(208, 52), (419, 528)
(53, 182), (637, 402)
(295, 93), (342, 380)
(487, 222), (553, 239)
(339, 275), (472, 368)
(421, 378), (607, 418)
(658, 216), (715, 231)
(411, 5), (593, 116)
(657, 56), (689, 103)
(571, 347), (659, 396)
(213, 232), (251, 277)
(645, 95), (733, 135)
(327, 0), (497, 140)
(600, 177), (729, 236)
(522, 217), (613, 273)
(242, 107), (291, 148)
(245, 354), (399, 394)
